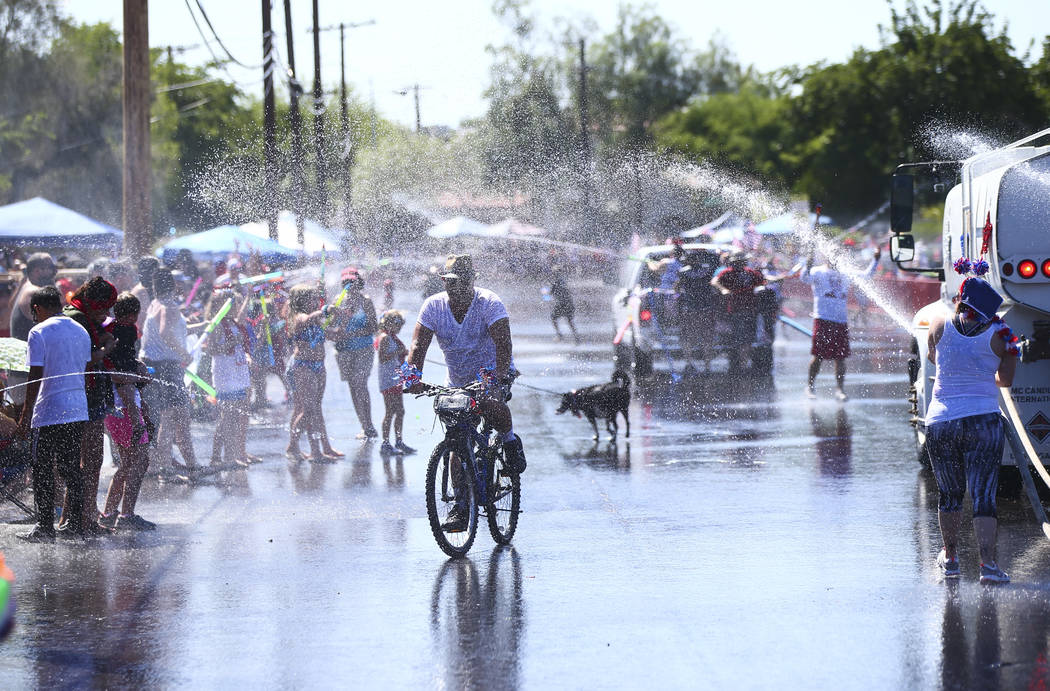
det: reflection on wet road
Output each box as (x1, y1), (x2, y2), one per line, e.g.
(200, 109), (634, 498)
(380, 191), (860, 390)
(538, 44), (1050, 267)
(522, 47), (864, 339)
(1, 297), (1048, 688)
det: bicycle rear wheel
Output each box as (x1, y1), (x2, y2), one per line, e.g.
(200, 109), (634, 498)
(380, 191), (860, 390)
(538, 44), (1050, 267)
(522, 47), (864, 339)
(486, 441), (520, 544)
(426, 440), (478, 557)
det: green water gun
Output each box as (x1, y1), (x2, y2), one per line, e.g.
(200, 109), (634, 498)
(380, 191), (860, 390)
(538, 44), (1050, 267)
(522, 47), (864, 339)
(260, 293), (276, 367)
(184, 369), (217, 403)
(322, 286), (349, 329)
(183, 296), (232, 403)
(190, 297), (233, 356)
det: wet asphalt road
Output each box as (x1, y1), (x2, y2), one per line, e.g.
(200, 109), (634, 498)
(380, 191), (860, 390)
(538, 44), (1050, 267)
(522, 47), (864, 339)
(2, 281), (1050, 689)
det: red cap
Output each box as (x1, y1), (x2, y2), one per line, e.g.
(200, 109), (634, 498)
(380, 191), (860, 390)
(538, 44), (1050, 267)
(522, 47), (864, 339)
(340, 266), (363, 285)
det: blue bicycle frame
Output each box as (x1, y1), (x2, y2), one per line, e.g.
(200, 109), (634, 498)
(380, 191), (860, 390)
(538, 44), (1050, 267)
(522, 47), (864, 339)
(444, 419), (494, 506)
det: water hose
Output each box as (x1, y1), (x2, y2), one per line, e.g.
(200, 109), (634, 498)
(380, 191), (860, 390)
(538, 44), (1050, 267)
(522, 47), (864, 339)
(778, 315), (813, 337)
(1000, 390), (1050, 539)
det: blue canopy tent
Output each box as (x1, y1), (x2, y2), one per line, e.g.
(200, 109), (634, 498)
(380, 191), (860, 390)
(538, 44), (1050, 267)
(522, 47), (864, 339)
(159, 225), (301, 264)
(755, 211), (834, 235)
(0, 197), (123, 249)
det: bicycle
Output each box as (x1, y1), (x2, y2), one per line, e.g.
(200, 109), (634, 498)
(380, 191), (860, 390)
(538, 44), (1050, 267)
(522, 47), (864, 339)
(414, 381), (521, 557)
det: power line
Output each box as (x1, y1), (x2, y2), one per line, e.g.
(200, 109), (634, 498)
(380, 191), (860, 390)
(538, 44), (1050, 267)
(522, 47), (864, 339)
(181, 0), (259, 92)
(194, 0), (261, 70)
(182, 0), (227, 72)
(156, 77), (219, 93)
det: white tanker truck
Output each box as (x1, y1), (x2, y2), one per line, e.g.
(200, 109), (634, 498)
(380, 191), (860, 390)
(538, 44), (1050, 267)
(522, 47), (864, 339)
(891, 127), (1050, 533)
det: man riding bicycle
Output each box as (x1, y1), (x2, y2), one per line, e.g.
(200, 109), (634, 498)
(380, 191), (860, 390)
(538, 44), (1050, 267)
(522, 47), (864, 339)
(406, 254), (526, 533)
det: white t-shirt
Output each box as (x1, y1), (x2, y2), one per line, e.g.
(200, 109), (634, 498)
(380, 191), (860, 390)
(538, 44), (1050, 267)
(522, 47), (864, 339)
(418, 288), (513, 387)
(26, 315), (91, 428)
(800, 259), (878, 324)
(210, 325), (250, 394)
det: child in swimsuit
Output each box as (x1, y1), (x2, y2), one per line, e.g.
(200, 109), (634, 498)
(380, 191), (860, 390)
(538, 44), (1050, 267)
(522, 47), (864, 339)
(376, 310), (414, 455)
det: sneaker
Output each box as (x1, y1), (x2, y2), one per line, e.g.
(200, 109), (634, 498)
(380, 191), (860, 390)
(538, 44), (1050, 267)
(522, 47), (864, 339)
(503, 435), (527, 475)
(356, 428), (379, 440)
(17, 526), (55, 543)
(55, 522), (87, 540)
(81, 520), (115, 537)
(380, 441), (395, 455)
(937, 549), (960, 578)
(806, 385), (817, 399)
(117, 514), (157, 531)
(98, 513), (119, 529)
(395, 441), (416, 455)
(441, 505), (469, 533)
(980, 563), (1010, 584)
(835, 389), (849, 402)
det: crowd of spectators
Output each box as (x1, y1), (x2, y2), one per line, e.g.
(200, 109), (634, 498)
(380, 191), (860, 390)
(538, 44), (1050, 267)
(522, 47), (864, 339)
(0, 246), (422, 542)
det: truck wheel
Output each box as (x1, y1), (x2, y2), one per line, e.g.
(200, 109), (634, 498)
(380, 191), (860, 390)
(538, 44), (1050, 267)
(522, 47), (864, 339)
(997, 466), (1022, 499)
(751, 345), (773, 375)
(613, 342), (631, 372)
(633, 346), (653, 378)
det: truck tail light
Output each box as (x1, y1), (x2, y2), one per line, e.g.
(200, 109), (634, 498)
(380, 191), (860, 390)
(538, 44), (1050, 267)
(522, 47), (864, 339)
(1042, 259), (1050, 278)
(1018, 259), (1037, 279)
(1002, 262), (1013, 276)
(639, 309), (652, 322)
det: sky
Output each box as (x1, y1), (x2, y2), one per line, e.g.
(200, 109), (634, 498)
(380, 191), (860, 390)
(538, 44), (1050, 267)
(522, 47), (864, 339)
(62, 0), (1050, 129)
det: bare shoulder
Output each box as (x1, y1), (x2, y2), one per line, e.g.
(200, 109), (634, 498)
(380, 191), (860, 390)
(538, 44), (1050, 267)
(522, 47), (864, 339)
(927, 313), (947, 346)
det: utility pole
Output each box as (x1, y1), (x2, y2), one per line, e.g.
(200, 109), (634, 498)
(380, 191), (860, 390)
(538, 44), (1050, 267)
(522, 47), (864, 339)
(394, 84), (424, 133)
(311, 0), (327, 224)
(413, 83), (421, 134)
(339, 22), (353, 247)
(577, 38), (593, 239)
(122, 0), (151, 259)
(311, 19), (374, 247)
(283, 0), (305, 245)
(577, 38), (591, 165)
(262, 0), (278, 240)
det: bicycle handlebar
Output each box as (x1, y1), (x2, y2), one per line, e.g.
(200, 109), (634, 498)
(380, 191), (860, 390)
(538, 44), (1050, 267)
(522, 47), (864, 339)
(411, 381), (485, 398)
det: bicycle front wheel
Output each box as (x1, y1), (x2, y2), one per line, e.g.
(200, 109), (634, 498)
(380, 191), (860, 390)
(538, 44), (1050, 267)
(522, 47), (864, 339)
(486, 441), (520, 544)
(426, 440), (478, 558)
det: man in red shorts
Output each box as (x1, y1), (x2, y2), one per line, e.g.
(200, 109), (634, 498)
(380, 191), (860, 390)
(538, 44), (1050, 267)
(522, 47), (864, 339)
(801, 244), (880, 400)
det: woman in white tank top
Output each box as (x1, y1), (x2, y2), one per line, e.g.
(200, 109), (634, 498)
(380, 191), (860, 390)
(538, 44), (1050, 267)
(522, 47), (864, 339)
(925, 278), (1017, 584)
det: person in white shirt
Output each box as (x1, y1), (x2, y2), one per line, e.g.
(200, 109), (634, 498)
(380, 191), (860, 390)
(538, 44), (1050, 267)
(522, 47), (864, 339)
(800, 244), (880, 400)
(406, 255), (525, 533)
(17, 286), (92, 542)
(924, 277), (1015, 584)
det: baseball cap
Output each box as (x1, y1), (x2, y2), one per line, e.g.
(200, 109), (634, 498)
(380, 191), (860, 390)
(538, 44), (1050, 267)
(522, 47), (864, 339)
(340, 266), (363, 285)
(439, 254), (475, 280)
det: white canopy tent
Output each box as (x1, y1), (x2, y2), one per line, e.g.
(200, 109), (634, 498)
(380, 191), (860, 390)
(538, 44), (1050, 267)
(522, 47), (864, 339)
(682, 211), (748, 243)
(426, 216), (496, 239)
(487, 217), (547, 237)
(240, 210), (343, 257)
(0, 197), (123, 249)
(755, 211), (834, 235)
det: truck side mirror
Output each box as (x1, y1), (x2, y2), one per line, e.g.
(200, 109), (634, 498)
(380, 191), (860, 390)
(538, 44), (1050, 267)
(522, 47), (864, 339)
(890, 234), (915, 263)
(890, 174), (914, 233)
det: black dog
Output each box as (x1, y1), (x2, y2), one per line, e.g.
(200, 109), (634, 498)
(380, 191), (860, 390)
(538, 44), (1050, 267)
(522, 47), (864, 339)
(556, 371), (630, 441)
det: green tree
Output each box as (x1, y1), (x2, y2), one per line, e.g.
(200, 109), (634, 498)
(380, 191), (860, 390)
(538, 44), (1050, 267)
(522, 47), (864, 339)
(0, 0), (61, 199)
(481, 0), (575, 188)
(153, 54), (256, 230)
(586, 4), (699, 149)
(655, 85), (792, 184)
(790, 0), (1047, 214)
